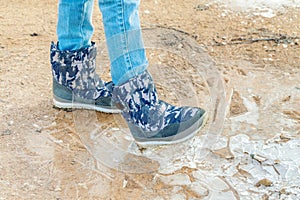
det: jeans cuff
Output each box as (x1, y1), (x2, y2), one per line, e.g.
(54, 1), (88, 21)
(116, 64), (148, 85)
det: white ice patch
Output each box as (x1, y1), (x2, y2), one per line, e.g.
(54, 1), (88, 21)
(214, 0), (300, 17)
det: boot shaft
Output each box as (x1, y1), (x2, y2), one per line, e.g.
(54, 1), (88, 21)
(50, 42), (110, 100)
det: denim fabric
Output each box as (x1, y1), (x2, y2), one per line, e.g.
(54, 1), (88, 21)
(57, 0), (148, 85)
(57, 0), (94, 51)
(98, 0), (148, 85)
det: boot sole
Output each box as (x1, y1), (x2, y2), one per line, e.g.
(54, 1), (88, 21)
(135, 112), (208, 146)
(53, 98), (121, 114)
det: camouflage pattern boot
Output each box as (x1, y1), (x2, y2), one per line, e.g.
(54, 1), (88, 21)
(50, 42), (120, 113)
(112, 70), (207, 145)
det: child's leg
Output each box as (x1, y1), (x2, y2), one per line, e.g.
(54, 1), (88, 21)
(50, 0), (120, 113)
(57, 0), (94, 51)
(98, 0), (148, 85)
(98, 0), (207, 145)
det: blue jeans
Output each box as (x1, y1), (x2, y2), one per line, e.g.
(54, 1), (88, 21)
(57, 0), (148, 85)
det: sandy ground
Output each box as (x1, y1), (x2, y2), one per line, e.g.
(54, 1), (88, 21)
(0, 0), (300, 199)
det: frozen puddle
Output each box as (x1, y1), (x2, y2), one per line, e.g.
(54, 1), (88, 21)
(72, 27), (300, 199)
(131, 63), (299, 199)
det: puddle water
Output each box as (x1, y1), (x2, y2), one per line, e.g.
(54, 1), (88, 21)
(73, 27), (227, 174)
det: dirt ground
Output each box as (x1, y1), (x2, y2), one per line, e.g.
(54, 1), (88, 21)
(0, 0), (299, 199)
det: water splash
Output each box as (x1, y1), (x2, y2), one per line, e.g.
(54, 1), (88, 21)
(72, 27), (227, 173)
